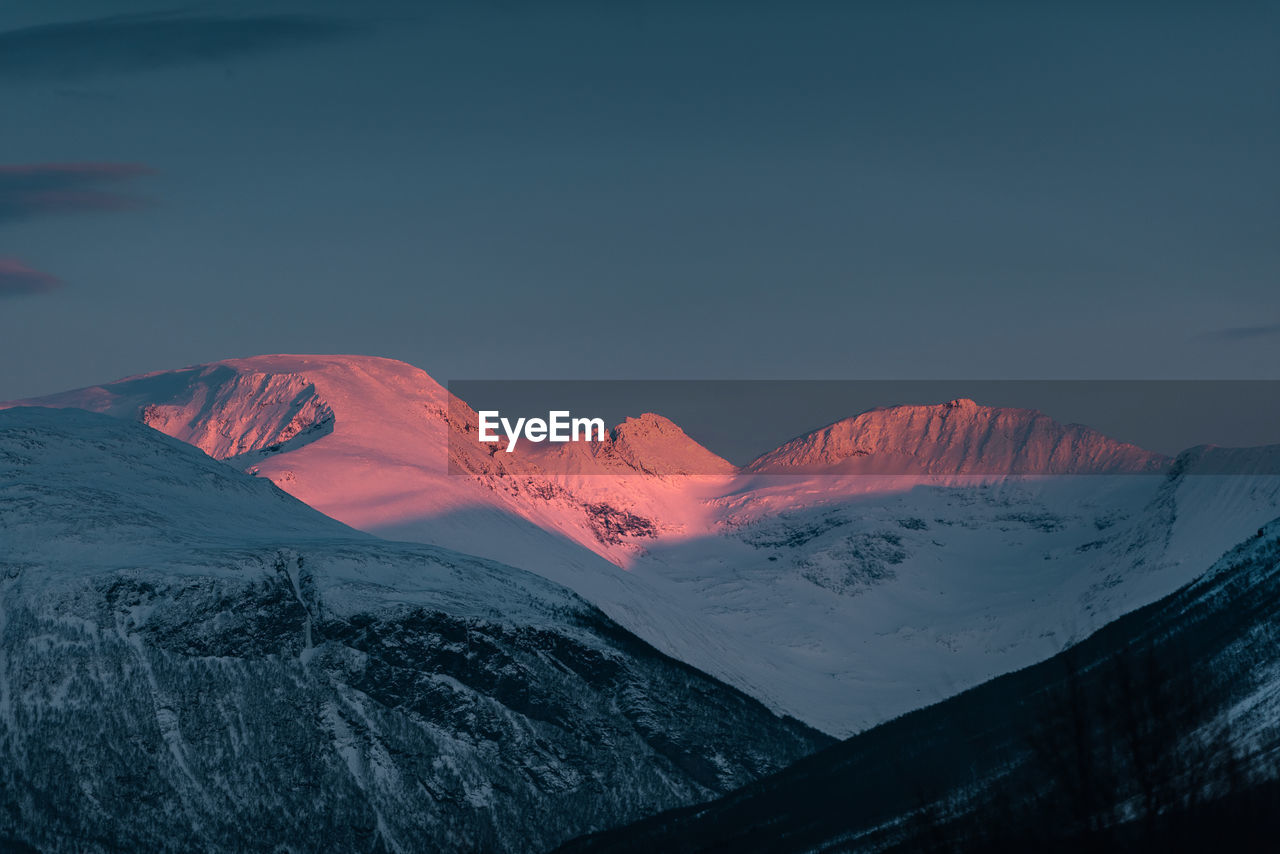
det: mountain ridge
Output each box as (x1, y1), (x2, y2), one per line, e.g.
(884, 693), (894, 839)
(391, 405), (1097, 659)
(9, 355), (1189, 478)
(0, 405), (827, 853)
(7, 355), (1280, 737)
(747, 397), (1171, 475)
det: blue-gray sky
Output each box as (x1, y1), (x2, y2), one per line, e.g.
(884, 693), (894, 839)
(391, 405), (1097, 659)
(1, 0), (1277, 400)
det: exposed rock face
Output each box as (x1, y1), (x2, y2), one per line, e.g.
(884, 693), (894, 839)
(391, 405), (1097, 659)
(131, 368), (334, 462)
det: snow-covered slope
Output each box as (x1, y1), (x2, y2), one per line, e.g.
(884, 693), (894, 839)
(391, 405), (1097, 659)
(6, 355), (707, 567)
(558, 521), (1280, 853)
(0, 407), (825, 853)
(10, 356), (1280, 736)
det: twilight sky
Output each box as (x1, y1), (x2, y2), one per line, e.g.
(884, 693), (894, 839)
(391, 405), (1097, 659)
(1, 0), (1277, 400)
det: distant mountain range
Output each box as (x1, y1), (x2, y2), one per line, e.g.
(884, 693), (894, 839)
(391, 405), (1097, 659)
(6, 355), (1280, 851)
(8, 354), (1280, 736)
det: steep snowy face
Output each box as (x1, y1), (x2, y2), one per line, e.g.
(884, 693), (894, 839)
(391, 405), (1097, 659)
(0, 405), (352, 552)
(610, 413), (738, 474)
(748, 398), (1170, 474)
(12, 360), (344, 462)
(0, 408), (826, 853)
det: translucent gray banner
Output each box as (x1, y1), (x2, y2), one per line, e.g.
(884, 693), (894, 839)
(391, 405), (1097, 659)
(446, 380), (1280, 475)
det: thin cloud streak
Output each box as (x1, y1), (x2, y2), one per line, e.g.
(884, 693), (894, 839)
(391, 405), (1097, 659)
(0, 12), (365, 81)
(0, 258), (60, 297)
(0, 162), (155, 223)
(0, 163), (154, 295)
(1205, 322), (1280, 341)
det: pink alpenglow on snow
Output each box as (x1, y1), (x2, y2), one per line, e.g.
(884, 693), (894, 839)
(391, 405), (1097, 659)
(8, 354), (1280, 736)
(748, 398), (1171, 475)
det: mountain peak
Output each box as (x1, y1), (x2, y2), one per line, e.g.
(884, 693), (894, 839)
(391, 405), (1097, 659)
(607, 413), (736, 475)
(749, 399), (1170, 475)
(2, 353), (448, 463)
(613, 412), (684, 436)
(510, 412), (736, 476)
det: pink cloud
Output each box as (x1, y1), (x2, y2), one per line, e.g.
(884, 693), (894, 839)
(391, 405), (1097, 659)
(0, 257), (61, 297)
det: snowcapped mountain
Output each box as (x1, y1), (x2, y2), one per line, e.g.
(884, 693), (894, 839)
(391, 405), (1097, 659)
(6, 355), (702, 565)
(556, 520), (1280, 853)
(747, 397), (1169, 474)
(0, 407), (826, 853)
(9, 355), (1280, 736)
